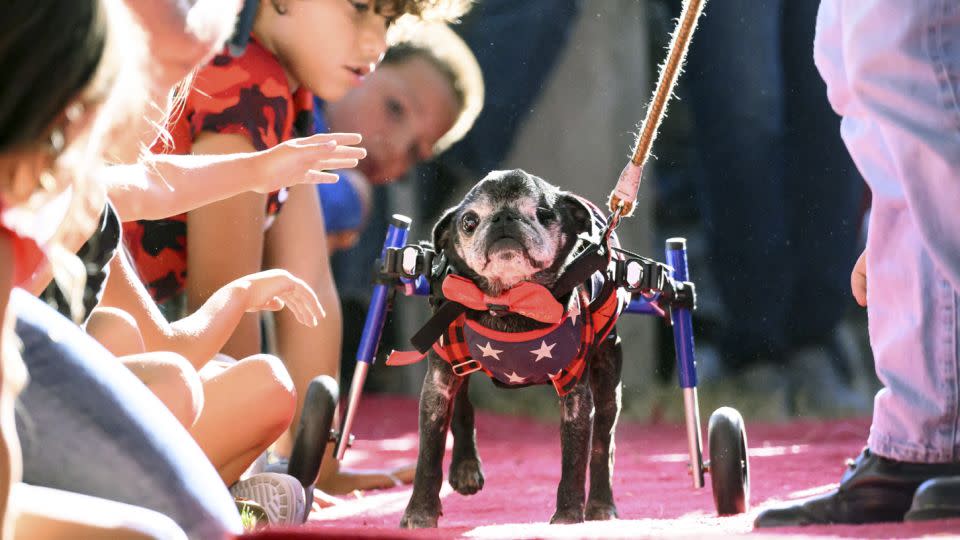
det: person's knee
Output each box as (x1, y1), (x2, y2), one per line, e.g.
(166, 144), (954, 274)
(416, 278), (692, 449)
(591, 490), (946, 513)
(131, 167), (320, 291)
(85, 307), (146, 356)
(238, 354), (296, 436)
(137, 352), (204, 428)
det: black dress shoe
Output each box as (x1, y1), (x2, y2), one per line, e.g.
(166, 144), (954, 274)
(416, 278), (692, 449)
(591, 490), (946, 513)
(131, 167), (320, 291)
(755, 449), (960, 527)
(905, 476), (960, 521)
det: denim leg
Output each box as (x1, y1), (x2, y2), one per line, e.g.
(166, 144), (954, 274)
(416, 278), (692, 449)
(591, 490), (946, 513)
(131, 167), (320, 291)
(814, 0), (960, 462)
(11, 290), (241, 538)
(685, 0), (789, 363)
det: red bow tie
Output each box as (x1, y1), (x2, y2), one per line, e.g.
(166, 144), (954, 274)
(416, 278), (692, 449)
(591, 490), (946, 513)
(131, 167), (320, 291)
(441, 274), (563, 324)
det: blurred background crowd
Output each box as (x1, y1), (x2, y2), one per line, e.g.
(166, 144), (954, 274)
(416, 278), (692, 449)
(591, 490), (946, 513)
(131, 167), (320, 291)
(335, 0), (876, 422)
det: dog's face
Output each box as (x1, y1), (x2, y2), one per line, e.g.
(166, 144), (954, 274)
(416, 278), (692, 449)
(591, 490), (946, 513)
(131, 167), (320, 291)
(433, 169), (592, 296)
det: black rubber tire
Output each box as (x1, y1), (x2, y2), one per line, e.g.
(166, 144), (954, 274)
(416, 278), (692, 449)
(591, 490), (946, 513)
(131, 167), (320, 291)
(708, 406), (750, 515)
(287, 375), (339, 490)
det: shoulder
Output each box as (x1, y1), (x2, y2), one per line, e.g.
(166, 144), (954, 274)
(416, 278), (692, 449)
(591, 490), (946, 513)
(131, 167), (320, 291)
(184, 40), (296, 150)
(192, 40), (291, 103)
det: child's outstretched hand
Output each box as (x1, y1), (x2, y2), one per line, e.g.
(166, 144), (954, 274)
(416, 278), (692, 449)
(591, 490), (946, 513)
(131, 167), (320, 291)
(251, 133), (367, 194)
(237, 269), (324, 327)
(851, 248), (867, 307)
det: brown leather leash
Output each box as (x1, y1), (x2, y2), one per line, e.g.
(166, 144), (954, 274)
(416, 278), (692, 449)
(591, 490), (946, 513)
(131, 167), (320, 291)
(607, 0), (708, 220)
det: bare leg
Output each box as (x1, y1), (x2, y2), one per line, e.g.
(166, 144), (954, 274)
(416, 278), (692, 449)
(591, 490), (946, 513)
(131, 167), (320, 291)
(264, 185), (414, 494)
(86, 308), (203, 429)
(191, 355), (296, 485)
(12, 484), (187, 540)
(121, 352), (204, 429)
(264, 184), (341, 451)
(85, 307), (146, 356)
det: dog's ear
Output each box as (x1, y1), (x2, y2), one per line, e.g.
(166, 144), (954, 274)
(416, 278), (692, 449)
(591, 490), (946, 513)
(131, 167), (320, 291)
(432, 206), (458, 250)
(557, 193), (594, 235)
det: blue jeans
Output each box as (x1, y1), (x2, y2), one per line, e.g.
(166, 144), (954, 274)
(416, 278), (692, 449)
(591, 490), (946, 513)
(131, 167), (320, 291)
(684, 0), (865, 363)
(12, 289), (241, 538)
(815, 0), (960, 462)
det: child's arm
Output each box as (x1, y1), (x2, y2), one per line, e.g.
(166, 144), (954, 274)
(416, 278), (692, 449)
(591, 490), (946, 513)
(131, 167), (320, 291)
(105, 133), (365, 223)
(95, 247), (321, 369)
(184, 133), (267, 361)
(0, 235), (16, 540)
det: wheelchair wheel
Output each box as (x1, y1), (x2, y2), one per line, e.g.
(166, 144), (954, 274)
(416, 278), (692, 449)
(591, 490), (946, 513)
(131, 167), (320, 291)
(287, 376), (339, 491)
(707, 406), (749, 515)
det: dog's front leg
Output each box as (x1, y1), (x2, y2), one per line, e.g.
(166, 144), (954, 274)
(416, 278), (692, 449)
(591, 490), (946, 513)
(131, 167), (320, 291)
(400, 354), (462, 529)
(551, 373), (594, 524)
(586, 334), (623, 520)
(449, 375), (484, 495)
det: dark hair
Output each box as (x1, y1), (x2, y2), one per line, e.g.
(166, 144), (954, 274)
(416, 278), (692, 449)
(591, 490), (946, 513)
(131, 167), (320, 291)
(0, 1), (107, 152)
(375, 0), (471, 21)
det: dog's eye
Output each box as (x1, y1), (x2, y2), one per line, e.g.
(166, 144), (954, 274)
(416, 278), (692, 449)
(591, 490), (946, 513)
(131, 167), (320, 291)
(460, 212), (479, 234)
(536, 207), (555, 223)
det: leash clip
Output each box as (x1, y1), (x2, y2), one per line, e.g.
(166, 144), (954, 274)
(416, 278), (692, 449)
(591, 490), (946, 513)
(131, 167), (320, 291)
(602, 202), (625, 249)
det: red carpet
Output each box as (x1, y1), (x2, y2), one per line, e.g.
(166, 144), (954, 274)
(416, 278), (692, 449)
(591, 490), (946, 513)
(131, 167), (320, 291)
(247, 395), (960, 539)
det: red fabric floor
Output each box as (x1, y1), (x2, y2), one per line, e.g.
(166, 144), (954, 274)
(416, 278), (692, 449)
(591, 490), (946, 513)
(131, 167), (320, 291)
(249, 395), (960, 539)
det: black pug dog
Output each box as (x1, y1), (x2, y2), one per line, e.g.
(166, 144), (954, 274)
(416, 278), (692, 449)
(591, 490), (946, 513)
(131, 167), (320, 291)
(400, 169), (623, 528)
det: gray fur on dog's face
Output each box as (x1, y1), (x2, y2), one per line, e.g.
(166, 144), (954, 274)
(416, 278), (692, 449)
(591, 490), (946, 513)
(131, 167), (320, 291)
(433, 169), (591, 296)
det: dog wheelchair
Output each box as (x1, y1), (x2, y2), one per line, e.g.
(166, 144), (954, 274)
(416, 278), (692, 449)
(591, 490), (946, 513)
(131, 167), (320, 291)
(285, 212), (751, 518)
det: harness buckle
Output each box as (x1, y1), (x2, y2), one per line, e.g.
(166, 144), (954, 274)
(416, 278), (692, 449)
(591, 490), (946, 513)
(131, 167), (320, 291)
(452, 359), (483, 376)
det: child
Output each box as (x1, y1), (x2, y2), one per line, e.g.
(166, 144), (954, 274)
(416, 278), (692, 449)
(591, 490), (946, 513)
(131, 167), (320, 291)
(322, 22), (484, 185)
(122, 0), (471, 500)
(308, 24), (483, 493)
(30, 0), (362, 525)
(315, 23), (484, 255)
(1, 0), (241, 537)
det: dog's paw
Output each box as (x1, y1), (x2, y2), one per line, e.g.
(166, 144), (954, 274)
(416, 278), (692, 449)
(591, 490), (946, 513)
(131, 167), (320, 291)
(549, 507), (584, 524)
(449, 458), (484, 495)
(399, 508), (440, 529)
(400, 499), (443, 529)
(585, 501), (619, 521)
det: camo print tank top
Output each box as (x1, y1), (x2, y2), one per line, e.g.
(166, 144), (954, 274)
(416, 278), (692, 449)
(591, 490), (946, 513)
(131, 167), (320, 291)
(122, 38), (314, 303)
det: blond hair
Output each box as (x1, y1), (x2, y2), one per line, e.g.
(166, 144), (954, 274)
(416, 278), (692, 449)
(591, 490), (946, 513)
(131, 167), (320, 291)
(0, 0), (149, 321)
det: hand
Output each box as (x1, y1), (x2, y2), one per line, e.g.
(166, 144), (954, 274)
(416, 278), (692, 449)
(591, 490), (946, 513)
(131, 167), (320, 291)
(251, 133), (367, 194)
(236, 269), (324, 327)
(851, 248), (867, 307)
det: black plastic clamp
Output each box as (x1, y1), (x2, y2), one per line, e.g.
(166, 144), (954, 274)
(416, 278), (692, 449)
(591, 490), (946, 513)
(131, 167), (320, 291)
(669, 280), (697, 310)
(613, 256), (670, 293)
(377, 243), (436, 283)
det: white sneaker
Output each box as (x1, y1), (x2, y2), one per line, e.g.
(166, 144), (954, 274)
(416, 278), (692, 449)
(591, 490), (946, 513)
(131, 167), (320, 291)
(230, 472), (306, 526)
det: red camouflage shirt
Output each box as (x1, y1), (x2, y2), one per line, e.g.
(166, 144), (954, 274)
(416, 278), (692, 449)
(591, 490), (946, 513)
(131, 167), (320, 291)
(122, 38), (313, 303)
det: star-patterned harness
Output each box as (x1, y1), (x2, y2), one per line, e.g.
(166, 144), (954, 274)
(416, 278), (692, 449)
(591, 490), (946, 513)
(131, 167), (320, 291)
(432, 277), (623, 396)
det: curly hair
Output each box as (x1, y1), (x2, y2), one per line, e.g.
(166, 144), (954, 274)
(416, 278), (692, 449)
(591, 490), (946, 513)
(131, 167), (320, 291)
(376, 0), (472, 22)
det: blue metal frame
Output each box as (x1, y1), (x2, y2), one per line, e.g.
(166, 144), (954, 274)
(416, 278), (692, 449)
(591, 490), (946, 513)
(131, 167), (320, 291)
(666, 239), (698, 389)
(341, 220), (705, 473)
(355, 216), (410, 365)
